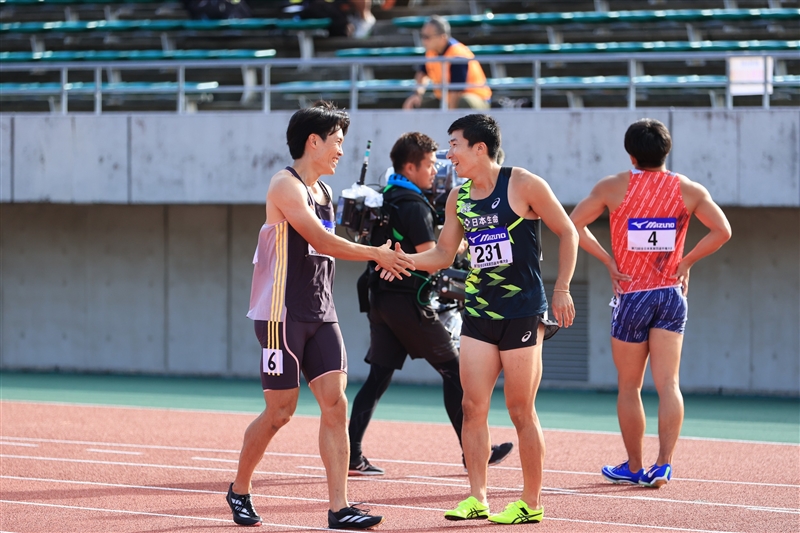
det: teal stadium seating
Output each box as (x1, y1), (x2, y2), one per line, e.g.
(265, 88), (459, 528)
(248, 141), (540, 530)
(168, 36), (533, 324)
(335, 40), (800, 58)
(0, 18), (330, 33)
(391, 8), (800, 30)
(0, 48), (276, 61)
(1, 2), (797, 111)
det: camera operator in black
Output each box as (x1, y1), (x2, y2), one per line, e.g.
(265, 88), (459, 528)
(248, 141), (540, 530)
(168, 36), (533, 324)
(348, 132), (513, 475)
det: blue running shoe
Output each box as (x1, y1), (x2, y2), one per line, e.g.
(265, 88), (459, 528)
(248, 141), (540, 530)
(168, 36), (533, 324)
(639, 463), (672, 488)
(601, 461), (643, 484)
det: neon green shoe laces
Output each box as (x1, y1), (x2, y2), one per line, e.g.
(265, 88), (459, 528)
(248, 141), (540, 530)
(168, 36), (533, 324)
(487, 500), (544, 524)
(443, 496), (490, 521)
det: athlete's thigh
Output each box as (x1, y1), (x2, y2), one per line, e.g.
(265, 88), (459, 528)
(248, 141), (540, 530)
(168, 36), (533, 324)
(303, 322), (347, 384)
(459, 335), (502, 408)
(647, 327), (684, 390)
(308, 370), (348, 412)
(610, 337), (650, 388)
(256, 319), (303, 391)
(499, 323), (545, 407)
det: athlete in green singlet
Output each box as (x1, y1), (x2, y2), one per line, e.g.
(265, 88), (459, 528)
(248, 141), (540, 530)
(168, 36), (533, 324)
(403, 114), (579, 525)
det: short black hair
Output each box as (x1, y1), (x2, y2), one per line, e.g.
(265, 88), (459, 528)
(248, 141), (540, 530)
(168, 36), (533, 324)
(390, 132), (438, 173)
(624, 118), (672, 168)
(286, 100), (350, 160)
(447, 114), (500, 161)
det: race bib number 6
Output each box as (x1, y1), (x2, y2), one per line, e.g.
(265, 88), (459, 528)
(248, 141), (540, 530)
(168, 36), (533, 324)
(467, 227), (513, 269)
(262, 348), (284, 376)
(627, 218), (677, 252)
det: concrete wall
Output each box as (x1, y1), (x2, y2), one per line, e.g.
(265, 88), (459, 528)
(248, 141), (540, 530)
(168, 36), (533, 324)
(1, 109), (797, 206)
(1, 109), (798, 394)
(1, 204), (797, 395)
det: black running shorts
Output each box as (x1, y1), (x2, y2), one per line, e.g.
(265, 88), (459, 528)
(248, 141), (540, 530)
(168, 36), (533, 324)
(366, 290), (458, 370)
(461, 314), (559, 351)
(254, 317), (346, 390)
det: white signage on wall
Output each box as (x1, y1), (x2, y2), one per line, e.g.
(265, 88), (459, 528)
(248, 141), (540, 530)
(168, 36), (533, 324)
(728, 56), (774, 96)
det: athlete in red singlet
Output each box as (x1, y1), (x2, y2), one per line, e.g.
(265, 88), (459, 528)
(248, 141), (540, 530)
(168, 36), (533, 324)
(570, 119), (731, 488)
(610, 169), (690, 294)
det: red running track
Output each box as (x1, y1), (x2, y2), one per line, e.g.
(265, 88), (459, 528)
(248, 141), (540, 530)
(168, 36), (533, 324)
(1, 401), (798, 532)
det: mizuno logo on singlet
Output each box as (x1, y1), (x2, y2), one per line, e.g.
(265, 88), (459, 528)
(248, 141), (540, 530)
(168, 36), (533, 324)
(468, 232), (504, 244)
(629, 218), (676, 230)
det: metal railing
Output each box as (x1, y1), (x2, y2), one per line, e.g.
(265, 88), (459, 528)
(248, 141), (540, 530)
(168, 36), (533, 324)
(1, 50), (797, 114)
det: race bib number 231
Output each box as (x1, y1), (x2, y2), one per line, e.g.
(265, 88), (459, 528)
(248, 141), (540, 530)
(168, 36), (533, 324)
(467, 227), (513, 269)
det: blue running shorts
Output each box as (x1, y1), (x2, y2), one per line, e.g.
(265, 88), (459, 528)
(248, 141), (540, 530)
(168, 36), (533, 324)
(611, 286), (687, 343)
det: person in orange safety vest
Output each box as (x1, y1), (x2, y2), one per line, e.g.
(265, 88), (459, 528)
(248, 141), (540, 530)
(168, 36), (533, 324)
(402, 15), (491, 110)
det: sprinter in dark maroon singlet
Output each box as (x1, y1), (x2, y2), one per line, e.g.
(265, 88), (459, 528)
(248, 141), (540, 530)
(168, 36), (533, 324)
(225, 101), (413, 530)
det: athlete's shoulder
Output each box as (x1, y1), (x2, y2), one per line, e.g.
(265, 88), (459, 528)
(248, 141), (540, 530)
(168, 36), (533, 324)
(268, 167), (295, 188)
(267, 168), (306, 206)
(509, 166), (539, 179)
(593, 171), (629, 195)
(509, 166), (548, 189)
(675, 172), (713, 210)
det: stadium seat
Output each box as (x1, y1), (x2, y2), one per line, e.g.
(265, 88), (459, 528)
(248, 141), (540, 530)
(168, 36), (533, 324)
(335, 40), (800, 58)
(392, 8), (800, 30)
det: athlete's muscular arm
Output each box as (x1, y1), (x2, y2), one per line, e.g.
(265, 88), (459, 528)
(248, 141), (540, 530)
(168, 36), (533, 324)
(514, 169), (579, 328)
(674, 176), (732, 295)
(267, 171), (414, 279)
(407, 187), (465, 273)
(570, 175), (632, 296)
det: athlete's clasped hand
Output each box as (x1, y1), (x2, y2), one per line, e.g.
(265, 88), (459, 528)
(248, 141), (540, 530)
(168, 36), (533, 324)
(375, 240), (415, 281)
(605, 258), (633, 296)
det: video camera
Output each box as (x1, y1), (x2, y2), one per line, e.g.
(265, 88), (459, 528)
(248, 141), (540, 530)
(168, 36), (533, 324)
(431, 266), (468, 304)
(337, 142), (461, 239)
(338, 141), (469, 302)
(336, 141), (385, 240)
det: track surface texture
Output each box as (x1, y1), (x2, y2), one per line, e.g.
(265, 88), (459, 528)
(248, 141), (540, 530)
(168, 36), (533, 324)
(2, 401), (798, 532)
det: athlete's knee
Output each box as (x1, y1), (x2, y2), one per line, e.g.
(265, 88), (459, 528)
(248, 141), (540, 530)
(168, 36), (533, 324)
(654, 377), (682, 399)
(506, 399), (536, 428)
(461, 394), (490, 422)
(318, 389), (348, 419)
(618, 380), (643, 395)
(265, 403), (296, 430)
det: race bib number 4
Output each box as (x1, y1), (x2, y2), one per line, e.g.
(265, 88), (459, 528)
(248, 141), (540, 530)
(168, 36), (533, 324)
(467, 227), (513, 269)
(309, 219), (335, 258)
(262, 348), (284, 376)
(627, 218), (677, 252)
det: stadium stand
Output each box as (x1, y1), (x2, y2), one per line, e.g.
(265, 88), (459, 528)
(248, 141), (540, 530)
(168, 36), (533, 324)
(0, 0), (797, 112)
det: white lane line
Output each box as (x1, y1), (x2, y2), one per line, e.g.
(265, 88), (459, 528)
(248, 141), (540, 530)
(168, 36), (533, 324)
(3, 399), (797, 448)
(0, 476), (749, 533)
(3, 436), (798, 488)
(539, 468), (800, 489)
(0, 441), (37, 448)
(348, 474), (800, 514)
(0, 500), (330, 531)
(296, 466), (326, 471)
(0, 475), (442, 512)
(86, 448), (142, 456)
(0, 454), (326, 479)
(3, 454), (798, 515)
(191, 456), (238, 463)
(545, 516), (744, 533)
